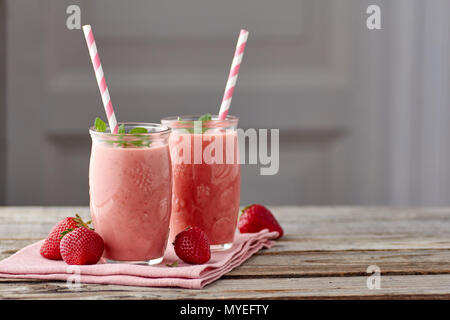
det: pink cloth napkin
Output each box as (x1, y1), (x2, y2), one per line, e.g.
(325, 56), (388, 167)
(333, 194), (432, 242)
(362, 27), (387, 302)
(0, 230), (277, 289)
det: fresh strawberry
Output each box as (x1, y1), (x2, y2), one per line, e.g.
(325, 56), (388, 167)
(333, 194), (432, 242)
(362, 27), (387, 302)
(40, 214), (91, 260)
(238, 204), (284, 239)
(173, 227), (211, 264)
(60, 227), (104, 265)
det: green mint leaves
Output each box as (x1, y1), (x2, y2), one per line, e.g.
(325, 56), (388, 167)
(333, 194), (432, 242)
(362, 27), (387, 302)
(95, 117), (107, 132)
(198, 113), (212, 122)
(198, 113), (212, 133)
(94, 118), (148, 135)
(177, 113), (212, 133)
(129, 127), (148, 134)
(93, 118), (151, 148)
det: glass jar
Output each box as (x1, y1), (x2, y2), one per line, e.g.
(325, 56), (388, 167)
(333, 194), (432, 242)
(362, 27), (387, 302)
(89, 122), (172, 264)
(161, 115), (240, 250)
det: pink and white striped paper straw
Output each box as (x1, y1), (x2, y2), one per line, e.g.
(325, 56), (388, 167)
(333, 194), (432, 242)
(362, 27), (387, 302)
(82, 25), (119, 134)
(218, 29), (249, 120)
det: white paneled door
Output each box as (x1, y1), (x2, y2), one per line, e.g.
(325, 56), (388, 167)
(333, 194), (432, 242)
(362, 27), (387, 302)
(5, 0), (355, 205)
(11, 0), (450, 206)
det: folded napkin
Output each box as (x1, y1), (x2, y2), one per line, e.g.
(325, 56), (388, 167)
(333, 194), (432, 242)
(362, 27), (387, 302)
(0, 230), (277, 289)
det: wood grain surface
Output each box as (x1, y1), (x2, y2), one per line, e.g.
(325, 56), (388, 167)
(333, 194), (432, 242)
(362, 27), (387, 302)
(1, 206), (450, 299)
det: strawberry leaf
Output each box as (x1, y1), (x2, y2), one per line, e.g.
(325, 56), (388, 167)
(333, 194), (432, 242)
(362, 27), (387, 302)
(241, 204), (254, 213)
(73, 214), (94, 230)
(59, 228), (74, 239)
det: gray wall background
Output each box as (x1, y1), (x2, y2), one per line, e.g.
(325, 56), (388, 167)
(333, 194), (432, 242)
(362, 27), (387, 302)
(2, 0), (450, 206)
(0, 0), (5, 204)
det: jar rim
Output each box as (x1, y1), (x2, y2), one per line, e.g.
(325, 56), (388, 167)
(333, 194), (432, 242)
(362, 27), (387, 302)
(161, 114), (238, 129)
(89, 122), (170, 137)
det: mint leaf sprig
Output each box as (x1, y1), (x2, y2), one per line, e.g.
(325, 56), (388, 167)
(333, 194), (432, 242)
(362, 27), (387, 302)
(177, 113), (212, 133)
(93, 118), (152, 148)
(95, 117), (107, 132)
(197, 113), (212, 122)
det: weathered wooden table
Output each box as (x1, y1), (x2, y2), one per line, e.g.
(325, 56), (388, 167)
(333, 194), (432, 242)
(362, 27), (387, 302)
(0, 206), (449, 299)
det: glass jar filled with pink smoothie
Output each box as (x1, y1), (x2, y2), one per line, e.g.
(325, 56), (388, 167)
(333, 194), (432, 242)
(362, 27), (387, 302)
(89, 122), (172, 264)
(161, 115), (240, 250)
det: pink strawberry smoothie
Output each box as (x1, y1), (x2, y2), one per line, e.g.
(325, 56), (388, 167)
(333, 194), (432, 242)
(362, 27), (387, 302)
(168, 131), (240, 247)
(89, 141), (172, 262)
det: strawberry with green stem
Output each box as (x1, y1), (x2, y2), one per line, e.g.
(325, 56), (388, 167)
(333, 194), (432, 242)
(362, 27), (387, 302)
(60, 227), (104, 265)
(238, 204), (284, 239)
(40, 214), (92, 260)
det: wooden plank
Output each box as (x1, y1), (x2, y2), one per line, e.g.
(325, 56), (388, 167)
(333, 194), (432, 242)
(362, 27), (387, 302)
(1, 207), (450, 299)
(225, 249), (450, 278)
(270, 235), (450, 252)
(1, 207), (450, 251)
(2, 206), (450, 232)
(0, 207), (91, 239)
(0, 275), (449, 299)
(3, 233), (450, 255)
(0, 240), (36, 260)
(275, 206), (450, 237)
(2, 239), (450, 278)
